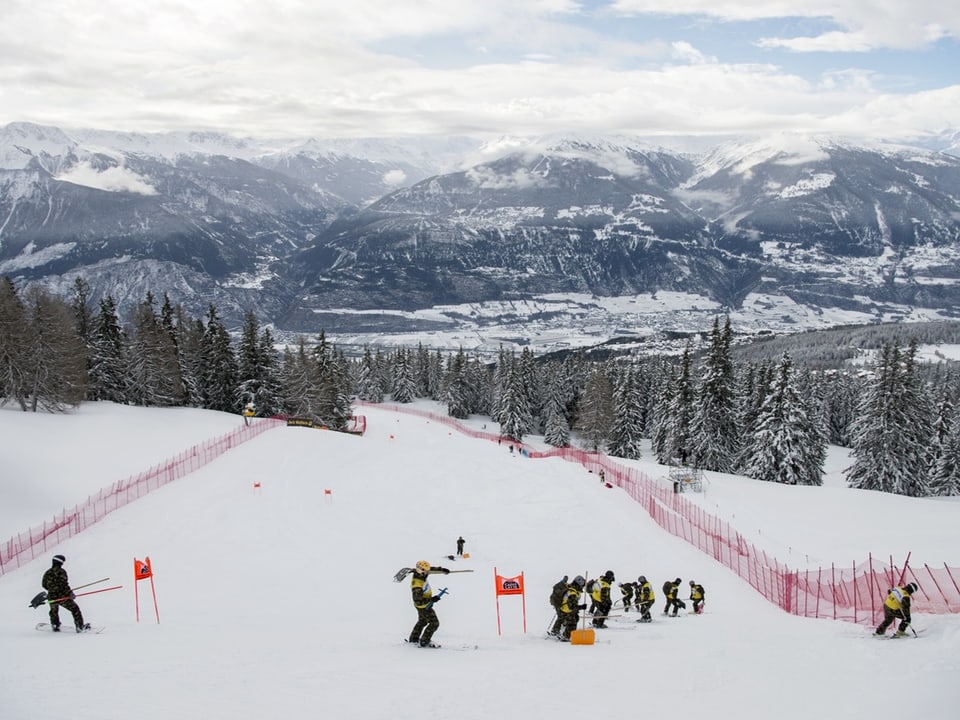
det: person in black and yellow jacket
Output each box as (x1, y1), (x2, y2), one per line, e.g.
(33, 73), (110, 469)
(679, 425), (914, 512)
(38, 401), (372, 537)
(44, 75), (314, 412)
(663, 577), (684, 616)
(875, 582), (918, 637)
(591, 570), (615, 628)
(557, 576), (587, 642)
(408, 560), (450, 648)
(635, 575), (655, 622)
(689, 580), (706, 614)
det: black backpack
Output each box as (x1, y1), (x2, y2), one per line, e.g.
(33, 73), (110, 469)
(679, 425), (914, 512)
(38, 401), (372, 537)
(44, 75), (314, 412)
(549, 579), (567, 607)
(662, 580), (672, 595)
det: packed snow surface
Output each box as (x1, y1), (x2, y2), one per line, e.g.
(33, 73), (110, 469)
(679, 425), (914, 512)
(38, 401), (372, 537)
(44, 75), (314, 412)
(1, 402), (958, 720)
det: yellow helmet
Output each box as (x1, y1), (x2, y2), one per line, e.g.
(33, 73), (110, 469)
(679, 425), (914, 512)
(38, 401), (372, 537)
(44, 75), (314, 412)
(416, 560), (431, 574)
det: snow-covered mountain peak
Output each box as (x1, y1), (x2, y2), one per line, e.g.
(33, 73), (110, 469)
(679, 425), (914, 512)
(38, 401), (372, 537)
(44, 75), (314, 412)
(0, 122), (78, 170)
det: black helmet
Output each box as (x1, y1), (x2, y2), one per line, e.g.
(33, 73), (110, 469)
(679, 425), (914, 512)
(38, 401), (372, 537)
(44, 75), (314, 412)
(689, 580), (695, 586)
(52, 554), (65, 565)
(603, 570), (615, 581)
(572, 575), (586, 588)
(675, 577), (682, 584)
(905, 582), (918, 594)
(637, 575), (646, 583)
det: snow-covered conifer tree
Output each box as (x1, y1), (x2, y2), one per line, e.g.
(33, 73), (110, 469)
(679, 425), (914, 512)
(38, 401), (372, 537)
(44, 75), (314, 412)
(739, 353), (824, 485)
(607, 366), (643, 459)
(690, 317), (739, 472)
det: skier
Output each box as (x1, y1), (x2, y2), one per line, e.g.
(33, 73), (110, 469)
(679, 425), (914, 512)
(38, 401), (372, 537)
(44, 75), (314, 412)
(456, 536), (465, 556)
(663, 577), (684, 616)
(875, 582), (919, 637)
(618, 581), (635, 612)
(41, 554), (90, 633)
(636, 576), (655, 622)
(408, 560), (451, 648)
(548, 575), (569, 636)
(557, 575), (587, 642)
(591, 570), (615, 628)
(689, 580), (706, 614)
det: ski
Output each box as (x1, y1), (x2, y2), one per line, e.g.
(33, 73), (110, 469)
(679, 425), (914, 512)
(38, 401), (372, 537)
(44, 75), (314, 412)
(403, 638), (478, 651)
(35, 622), (105, 634)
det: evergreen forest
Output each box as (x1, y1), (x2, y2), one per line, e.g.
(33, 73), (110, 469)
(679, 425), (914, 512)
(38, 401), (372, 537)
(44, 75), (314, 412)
(3, 276), (960, 498)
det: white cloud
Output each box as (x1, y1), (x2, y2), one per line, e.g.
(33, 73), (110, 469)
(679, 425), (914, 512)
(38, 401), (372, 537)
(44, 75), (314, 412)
(0, 1), (957, 140)
(55, 162), (158, 195)
(382, 169), (407, 185)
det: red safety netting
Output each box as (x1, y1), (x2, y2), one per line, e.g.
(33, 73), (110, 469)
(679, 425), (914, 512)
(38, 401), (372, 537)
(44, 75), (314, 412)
(0, 418), (284, 577)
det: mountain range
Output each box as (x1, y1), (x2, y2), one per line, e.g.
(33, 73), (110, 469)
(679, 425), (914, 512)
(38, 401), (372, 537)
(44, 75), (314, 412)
(2, 121), (959, 354)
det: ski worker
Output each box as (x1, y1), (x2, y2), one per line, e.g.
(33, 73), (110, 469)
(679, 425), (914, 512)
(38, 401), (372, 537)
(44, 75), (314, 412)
(663, 578), (684, 616)
(875, 582), (919, 637)
(456, 536), (465, 556)
(591, 570), (615, 628)
(41, 554), (90, 633)
(635, 576), (655, 622)
(548, 575), (569, 637)
(689, 581), (706, 614)
(558, 575), (588, 642)
(619, 581), (635, 612)
(408, 560), (451, 648)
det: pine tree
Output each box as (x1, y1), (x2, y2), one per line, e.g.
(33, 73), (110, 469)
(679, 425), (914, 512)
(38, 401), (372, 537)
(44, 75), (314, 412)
(930, 414), (960, 496)
(498, 361), (533, 442)
(236, 311), (282, 416)
(652, 348), (695, 464)
(690, 317), (739, 472)
(0, 277), (31, 409)
(607, 366), (643, 459)
(20, 285), (88, 411)
(443, 348), (470, 418)
(845, 342), (933, 496)
(280, 339), (315, 416)
(577, 365), (614, 452)
(391, 348), (417, 403)
(354, 346), (385, 403)
(88, 295), (128, 403)
(542, 364), (571, 447)
(199, 305), (238, 412)
(739, 353), (825, 485)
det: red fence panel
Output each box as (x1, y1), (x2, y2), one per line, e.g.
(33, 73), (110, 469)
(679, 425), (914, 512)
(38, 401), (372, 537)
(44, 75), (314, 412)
(0, 417), (283, 578)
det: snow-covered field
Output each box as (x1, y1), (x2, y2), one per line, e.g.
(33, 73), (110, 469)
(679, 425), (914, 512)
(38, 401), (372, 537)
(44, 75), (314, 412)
(1, 402), (958, 720)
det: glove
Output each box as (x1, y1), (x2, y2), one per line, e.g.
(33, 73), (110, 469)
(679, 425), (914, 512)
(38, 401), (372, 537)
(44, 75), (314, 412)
(579, 603), (588, 610)
(430, 595), (442, 604)
(442, 568), (450, 574)
(69, 591), (76, 600)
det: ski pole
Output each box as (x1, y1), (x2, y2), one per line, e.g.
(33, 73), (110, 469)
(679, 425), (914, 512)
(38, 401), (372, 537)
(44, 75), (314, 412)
(71, 577), (110, 592)
(48, 585), (123, 604)
(442, 570), (474, 574)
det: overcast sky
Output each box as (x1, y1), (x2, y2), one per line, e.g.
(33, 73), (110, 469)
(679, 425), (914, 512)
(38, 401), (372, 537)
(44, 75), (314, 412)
(2, 0), (958, 140)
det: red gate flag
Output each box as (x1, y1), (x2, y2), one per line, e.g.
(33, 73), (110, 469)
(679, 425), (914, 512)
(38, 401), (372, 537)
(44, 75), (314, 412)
(494, 568), (527, 635)
(495, 574), (524, 596)
(134, 557), (152, 580)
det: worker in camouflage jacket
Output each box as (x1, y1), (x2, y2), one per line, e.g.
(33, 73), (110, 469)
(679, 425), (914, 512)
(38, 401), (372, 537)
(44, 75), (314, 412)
(619, 581), (636, 612)
(557, 576), (587, 641)
(408, 560), (450, 647)
(635, 576), (655, 622)
(591, 570), (615, 628)
(41, 554), (87, 632)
